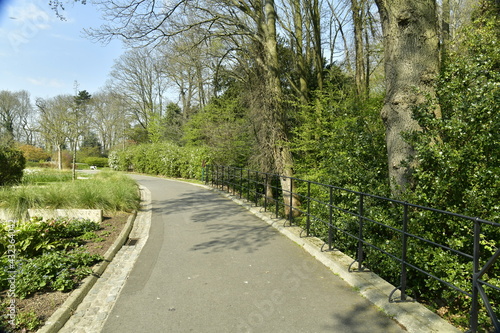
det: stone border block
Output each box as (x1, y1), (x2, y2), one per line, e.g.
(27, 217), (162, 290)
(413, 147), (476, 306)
(28, 209), (103, 223)
(0, 209), (15, 221)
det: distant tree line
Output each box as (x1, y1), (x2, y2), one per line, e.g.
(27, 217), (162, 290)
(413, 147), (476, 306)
(1, 0), (496, 206)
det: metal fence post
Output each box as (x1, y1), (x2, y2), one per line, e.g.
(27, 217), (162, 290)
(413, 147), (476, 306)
(357, 194), (364, 271)
(306, 181), (311, 237)
(289, 177), (294, 225)
(254, 171), (258, 206)
(231, 167), (235, 194)
(215, 165), (219, 187)
(276, 181), (280, 218)
(225, 166), (229, 192)
(228, 167), (232, 195)
(225, 166), (229, 193)
(328, 186), (333, 251)
(264, 173), (269, 212)
(222, 165), (225, 191)
(247, 169), (250, 201)
(470, 218), (481, 333)
(239, 168), (243, 199)
(400, 203), (409, 301)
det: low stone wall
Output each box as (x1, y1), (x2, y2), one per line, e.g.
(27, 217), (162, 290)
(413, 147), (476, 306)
(0, 209), (103, 223)
(29, 209), (103, 223)
(0, 210), (15, 222)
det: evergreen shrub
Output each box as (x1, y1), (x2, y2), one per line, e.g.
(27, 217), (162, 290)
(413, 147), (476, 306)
(84, 157), (108, 168)
(108, 142), (212, 179)
(0, 147), (26, 186)
(402, 5), (500, 328)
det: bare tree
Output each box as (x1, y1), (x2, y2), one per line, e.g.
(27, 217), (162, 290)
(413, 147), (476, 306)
(88, 0), (302, 212)
(110, 47), (170, 134)
(157, 29), (217, 116)
(15, 90), (37, 146)
(0, 90), (37, 147)
(0, 91), (20, 146)
(280, 0), (324, 101)
(36, 95), (74, 169)
(439, 0), (477, 58)
(327, 0), (352, 68)
(351, 0), (367, 97)
(91, 90), (130, 154)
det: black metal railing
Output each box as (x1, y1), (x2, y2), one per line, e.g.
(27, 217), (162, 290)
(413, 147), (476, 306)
(203, 165), (500, 333)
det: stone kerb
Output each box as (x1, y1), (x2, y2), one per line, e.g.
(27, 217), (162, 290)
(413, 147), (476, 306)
(0, 210), (15, 222)
(27, 209), (103, 223)
(0, 209), (103, 223)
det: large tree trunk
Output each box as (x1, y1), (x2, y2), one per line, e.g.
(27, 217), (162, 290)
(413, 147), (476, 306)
(375, 0), (440, 195)
(263, 0), (301, 216)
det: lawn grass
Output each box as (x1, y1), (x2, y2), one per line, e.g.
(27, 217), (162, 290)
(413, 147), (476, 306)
(20, 169), (73, 185)
(0, 171), (140, 219)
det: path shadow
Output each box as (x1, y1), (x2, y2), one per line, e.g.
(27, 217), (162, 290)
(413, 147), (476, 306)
(190, 222), (277, 254)
(151, 188), (279, 254)
(325, 303), (406, 332)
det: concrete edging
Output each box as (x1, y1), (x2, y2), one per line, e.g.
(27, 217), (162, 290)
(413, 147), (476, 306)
(37, 211), (137, 333)
(28, 209), (103, 223)
(0, 209), (104, 223)
(207, 186), (461, 333)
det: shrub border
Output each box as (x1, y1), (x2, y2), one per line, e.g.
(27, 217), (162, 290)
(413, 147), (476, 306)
(37, 211), (137, 333)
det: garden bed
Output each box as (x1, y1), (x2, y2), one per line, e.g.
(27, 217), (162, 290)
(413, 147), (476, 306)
(0, 212), (131, 332)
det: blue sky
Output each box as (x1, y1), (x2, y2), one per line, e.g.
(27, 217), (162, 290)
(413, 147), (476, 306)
(0, 0), (125, 100)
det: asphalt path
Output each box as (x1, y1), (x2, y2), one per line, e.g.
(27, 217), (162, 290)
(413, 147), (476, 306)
(101, 175), (406, 333)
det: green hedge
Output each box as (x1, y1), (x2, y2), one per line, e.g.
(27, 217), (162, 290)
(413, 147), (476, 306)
(84, 157), (109, 168)
(108, 142), (212, 179)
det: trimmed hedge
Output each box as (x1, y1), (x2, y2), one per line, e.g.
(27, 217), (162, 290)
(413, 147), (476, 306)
(108, 142), (211, 179)
(84, 157), (109, 168)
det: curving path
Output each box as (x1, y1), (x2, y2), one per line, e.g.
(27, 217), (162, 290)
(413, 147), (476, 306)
(97, 175), (405, 333)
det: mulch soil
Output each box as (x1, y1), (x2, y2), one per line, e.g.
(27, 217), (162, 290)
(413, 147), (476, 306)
(0, 212), (131, 332)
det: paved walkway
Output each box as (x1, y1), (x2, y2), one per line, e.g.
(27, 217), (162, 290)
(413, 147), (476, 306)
(60, 175), (407, 333)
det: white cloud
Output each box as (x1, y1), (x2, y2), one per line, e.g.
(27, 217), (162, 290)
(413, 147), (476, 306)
(8, 2), (52, 30)
(26, 77), (65, 88)
(1, 1), (55, 52)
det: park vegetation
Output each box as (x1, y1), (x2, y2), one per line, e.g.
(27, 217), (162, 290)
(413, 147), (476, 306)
(0, 0), (498, 330)
(0, 171), (140, 219)
(0, 170), (140, 331)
